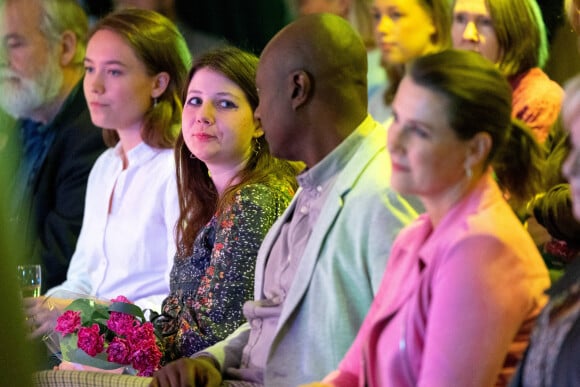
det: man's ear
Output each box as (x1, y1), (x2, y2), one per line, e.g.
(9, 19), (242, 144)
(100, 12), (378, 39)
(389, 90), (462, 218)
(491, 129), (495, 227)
(151, 72), (170, 98)
(289, 70), (311, 110)
(59, 31), (78, 66)
(465, 131), (492, 170)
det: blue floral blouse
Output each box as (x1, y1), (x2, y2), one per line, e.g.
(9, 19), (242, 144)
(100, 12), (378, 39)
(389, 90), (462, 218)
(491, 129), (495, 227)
(156, 182), (294, 360)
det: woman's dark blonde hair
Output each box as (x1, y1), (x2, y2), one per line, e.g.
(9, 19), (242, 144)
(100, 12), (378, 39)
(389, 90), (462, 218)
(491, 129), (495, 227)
(88, 8), (191, 148)
(175, 46), (300, 257)
(483, 0), (549, 78)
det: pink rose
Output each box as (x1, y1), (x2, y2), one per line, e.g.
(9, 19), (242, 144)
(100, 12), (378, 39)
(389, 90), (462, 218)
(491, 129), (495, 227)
(127, 322), (161, 376)
(106, 337), (131, 365)
(55, 310), (81, 335)
(110, 295), (132, 303)
(77, 324), (104, 357)
(131, 343), (162, 376)
(107, 312), (136, 336)
(128, 322), (157, 346)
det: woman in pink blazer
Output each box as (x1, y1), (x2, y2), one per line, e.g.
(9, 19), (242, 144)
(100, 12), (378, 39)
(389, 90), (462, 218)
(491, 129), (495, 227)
(305, 49), (550, 387)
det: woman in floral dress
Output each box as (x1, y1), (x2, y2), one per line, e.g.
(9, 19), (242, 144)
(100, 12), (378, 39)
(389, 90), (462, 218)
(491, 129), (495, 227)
(155, 46), (300, 361)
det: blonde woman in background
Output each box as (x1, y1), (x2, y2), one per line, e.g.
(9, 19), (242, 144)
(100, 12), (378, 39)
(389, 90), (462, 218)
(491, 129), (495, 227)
(367, 0), (452, 123)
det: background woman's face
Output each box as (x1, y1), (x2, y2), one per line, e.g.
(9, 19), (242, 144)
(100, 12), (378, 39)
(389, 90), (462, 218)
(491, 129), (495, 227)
(371, 0), (437, 65)
(451, 0), (501, 64)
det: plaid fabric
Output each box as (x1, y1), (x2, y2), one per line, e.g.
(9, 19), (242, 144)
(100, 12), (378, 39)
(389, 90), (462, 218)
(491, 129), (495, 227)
(33, 371), (152, 387)
(33, 371), (263, 386)
(222, 381), (262, 387)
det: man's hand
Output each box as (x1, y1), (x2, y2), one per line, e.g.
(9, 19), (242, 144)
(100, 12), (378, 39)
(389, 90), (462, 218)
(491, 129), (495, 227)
(150, 356), (222, 387)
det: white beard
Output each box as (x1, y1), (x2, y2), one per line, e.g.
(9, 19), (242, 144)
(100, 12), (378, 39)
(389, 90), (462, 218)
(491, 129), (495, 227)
(0, 56), (63, 119)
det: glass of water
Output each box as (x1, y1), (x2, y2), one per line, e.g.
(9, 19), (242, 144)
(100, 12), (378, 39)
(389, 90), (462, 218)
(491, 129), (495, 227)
(16, 264), (42, 298)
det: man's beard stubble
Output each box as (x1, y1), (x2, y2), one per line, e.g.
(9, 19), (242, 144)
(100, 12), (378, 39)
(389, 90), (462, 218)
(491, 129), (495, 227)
(0, 56), (63, 120)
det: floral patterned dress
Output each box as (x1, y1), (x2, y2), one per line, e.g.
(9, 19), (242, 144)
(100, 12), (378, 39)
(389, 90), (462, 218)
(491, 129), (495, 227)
(156, 182), (294, 361)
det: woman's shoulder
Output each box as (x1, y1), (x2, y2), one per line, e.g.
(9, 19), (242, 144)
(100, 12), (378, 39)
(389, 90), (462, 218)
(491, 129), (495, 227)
(150, 146), (175, 162)
(235, 180), (295, 202)
(425, 180), (527, 252)
(513, 68), (563, 102)
(445, 201), (528, 254)
(139, 146), (176, 174)
(89, 147), (120, 176)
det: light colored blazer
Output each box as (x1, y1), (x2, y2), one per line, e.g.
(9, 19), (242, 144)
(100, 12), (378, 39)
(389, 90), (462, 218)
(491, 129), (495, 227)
(205, 117), (419, 386)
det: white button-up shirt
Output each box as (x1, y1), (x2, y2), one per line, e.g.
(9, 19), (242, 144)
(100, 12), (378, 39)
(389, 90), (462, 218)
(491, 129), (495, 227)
(46, 142), (178, 312)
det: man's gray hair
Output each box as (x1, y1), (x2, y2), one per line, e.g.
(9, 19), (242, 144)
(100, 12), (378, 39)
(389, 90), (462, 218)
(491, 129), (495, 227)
(37, 0), (89, 65)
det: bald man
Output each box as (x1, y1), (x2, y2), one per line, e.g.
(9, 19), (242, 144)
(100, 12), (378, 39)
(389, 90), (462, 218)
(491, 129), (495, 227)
(151, 13), (418, 387)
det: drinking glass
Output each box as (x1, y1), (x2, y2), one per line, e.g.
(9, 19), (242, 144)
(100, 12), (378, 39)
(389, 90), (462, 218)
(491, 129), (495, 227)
(16, 264), (42, 298)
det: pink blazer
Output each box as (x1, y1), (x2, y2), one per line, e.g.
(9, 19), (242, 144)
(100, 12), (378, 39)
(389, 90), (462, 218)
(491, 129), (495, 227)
(328, 174), (550, 387)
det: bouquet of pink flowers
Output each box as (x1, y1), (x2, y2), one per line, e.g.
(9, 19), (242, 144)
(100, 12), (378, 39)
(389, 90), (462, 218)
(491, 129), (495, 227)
(54, 295), (162, 377)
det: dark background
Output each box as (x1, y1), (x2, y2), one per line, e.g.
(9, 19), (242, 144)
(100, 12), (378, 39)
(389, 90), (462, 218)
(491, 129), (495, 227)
(83, 0), (293, 54)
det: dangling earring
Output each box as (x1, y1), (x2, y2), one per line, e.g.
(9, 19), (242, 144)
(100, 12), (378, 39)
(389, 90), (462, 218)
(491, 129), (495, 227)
(465, 164), (473, 180)
(153, 97), (158, 107)
(253, 138), (262, 156)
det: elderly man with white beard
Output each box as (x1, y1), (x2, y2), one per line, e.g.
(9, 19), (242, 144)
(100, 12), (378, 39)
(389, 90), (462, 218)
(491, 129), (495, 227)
(0, 0), (106, 292)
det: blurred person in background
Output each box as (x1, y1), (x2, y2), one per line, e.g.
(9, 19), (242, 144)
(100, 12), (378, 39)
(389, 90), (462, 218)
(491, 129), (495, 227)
(367, 0), (452, 124)
(508, 3), (580, 383)
(0, 88), (38, 387)
(509, 72), (580, 387)
(520, 0), (580, 282)
(451, 0), (563, 144)
(0, 0), (107, 291)
(0, 162), (36, 386)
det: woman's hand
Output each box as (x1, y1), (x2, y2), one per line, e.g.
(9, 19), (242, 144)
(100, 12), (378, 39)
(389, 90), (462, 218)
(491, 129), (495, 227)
(23, 296), (71, 339)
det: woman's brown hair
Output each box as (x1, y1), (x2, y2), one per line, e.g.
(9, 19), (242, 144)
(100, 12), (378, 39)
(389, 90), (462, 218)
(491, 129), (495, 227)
(88, 8), (191, 148)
